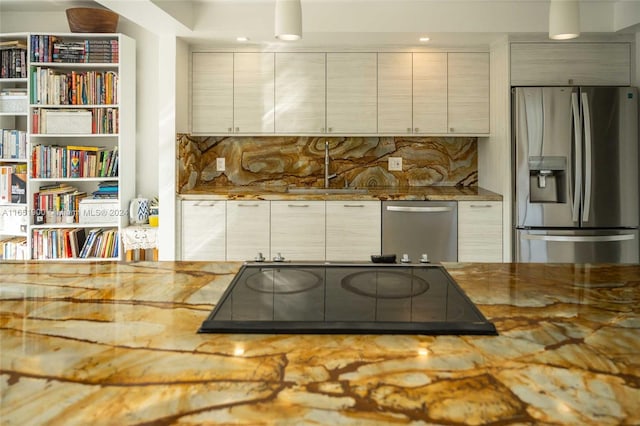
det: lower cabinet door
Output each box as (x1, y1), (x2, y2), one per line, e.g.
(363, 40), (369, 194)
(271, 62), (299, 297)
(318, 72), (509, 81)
(271, 201), (325, 261)
(458, 201), (502, 262)
(226, 200), (270, 261)
(326, 201), (381, 261)
(181, 200), (226, 260)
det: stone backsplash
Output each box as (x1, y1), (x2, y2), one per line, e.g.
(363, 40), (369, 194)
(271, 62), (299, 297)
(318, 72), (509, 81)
(177, 135), (477, 192)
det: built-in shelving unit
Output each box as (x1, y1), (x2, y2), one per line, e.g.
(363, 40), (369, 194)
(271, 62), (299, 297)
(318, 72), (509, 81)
(0, 33), (29, 259)
(0, 32), (135, 261)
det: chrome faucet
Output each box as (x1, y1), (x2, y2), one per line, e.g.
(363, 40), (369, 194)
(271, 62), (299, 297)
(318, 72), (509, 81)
(324, 141), (337, 188)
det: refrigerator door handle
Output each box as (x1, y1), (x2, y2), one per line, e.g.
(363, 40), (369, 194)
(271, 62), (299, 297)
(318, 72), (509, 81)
(523, 234), (635, 242)
(581, 92), (592, 223)
(571, 92), (582, 223)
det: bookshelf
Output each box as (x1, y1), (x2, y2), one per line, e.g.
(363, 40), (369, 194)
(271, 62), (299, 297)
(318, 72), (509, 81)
(21, 32), (135, 261)
(0, 33), (29, 259)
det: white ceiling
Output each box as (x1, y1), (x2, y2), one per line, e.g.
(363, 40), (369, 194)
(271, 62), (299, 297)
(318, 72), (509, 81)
(1, 0), (638, 47)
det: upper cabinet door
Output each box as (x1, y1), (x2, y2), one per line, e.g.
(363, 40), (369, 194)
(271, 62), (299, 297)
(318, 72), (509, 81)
(510, 43), (630, 86)
(413, 53), (448, 134)
(275, 53), (326, 134)
(234, 53), (274, 133)
(191, 52), (233, 134)
(377, 53), (412, 134)
(326, 53), (377, 134)
(447, 52), (489, 134)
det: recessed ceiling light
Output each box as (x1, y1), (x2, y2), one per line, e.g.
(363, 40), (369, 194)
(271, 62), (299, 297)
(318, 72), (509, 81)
(419, 37), (430, 42)
(236, 36), (249, 42)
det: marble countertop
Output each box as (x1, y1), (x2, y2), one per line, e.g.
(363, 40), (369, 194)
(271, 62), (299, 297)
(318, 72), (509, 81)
(1, 261), (638, 425)
(179, 185), (503, 201)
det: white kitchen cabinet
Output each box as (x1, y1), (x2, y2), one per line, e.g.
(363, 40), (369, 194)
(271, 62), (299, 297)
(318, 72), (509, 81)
(510, 43), (631, 86)
(271, 201), (325, 261)
(191, 52), (274, 134)
(234, 53), (275, 133)
(458, 201), (502, 262)
(181, 200), (226, 260)
(448, 53), (489, 134)
(275, 53), (326, 133)
(326, 201), (381, 261)
(413, 52), (448, 134)
(191, 52), (233, 134)
(377, 53), (413, 134)
(226, 200), (270, 261)
(326, 53), (377, 134)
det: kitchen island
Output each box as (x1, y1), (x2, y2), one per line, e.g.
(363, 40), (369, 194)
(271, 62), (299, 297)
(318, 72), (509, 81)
(1, 262), (638, 425)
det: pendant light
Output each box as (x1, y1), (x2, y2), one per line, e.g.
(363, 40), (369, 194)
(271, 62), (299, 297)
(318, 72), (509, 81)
(275, 0), (302, 41)
(549, 0), (580, 40)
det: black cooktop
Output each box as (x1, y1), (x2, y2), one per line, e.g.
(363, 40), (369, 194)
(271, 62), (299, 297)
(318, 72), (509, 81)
(198, 262), (497, 335)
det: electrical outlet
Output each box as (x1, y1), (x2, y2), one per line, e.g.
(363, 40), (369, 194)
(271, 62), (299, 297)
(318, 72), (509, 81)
(388, 157), (402, 171)
(216, 157), (226, 172)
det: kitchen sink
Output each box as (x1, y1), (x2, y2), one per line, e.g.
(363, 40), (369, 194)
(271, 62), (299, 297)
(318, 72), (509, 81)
(287, 187), (369, 195)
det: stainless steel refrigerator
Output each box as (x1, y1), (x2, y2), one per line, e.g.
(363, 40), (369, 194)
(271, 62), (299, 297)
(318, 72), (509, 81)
(513, 86), (639, 263)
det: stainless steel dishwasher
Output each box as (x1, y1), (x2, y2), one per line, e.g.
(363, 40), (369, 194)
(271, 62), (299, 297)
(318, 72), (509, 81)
(382, 201), (457, 263)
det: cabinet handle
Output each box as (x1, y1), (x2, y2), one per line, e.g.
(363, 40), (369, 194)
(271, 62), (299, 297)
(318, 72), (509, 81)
(328, 127), (333, 133)
(227, 127), (232, 132)
(343, 204), (365, 208)
(235, 127), (239, 132)
(449, 127), (454, 132)
(237, 203), (259, 207)
(407, 127), (411, 133)
(287, 204), (309, 208)
(193, 201), (215, 207)
(321, 127), (325, 132)
(414, 127), (419, 132)
(469, 204), (492, 208)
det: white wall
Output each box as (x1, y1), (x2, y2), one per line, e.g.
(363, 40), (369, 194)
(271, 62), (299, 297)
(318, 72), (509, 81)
(117, 20), (159, 202)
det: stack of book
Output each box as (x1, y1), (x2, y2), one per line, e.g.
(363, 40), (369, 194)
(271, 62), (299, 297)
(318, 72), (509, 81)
(92, 181), (118, 199)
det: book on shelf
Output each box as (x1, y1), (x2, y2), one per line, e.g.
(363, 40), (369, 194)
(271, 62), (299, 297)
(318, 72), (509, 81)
(10, 171), (26, 203)
(0, 42), (27, 78)
(0, 166), (13, 203)
(1, 236), (28, 260)
(32, 35), (119, 64)
(31, 145), (117, 178)
(0, 129), (27, 160)
(32, 183), (87, 224)
(31, 67), (118, 105)
(31, 108), (118, 135)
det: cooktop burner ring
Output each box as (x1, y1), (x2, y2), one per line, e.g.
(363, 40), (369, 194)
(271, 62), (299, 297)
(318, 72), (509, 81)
(245, 268), (322, 294)
(341, 270), (430, 299)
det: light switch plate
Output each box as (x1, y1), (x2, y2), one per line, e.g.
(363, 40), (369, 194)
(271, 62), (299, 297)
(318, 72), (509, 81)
(388, 157), (402, 171)
(216, 157), (226, 172)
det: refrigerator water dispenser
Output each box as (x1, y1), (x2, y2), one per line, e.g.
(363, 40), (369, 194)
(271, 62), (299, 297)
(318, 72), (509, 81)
(528, 156), (567, 203)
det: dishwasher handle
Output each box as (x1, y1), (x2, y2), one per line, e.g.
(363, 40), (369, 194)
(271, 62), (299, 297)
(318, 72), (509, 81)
(386, 206), (454, 213)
